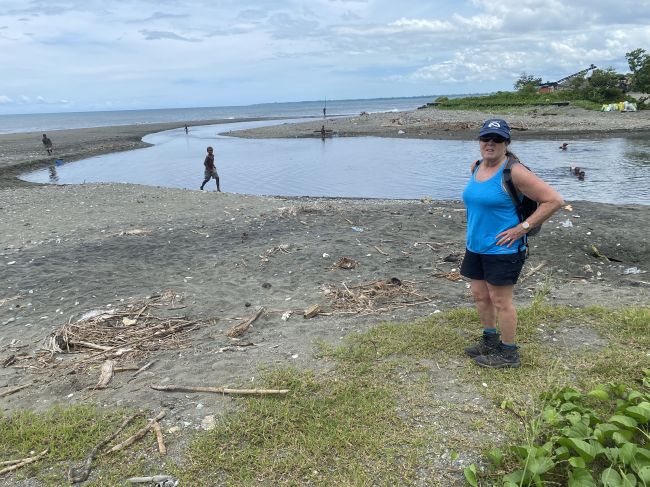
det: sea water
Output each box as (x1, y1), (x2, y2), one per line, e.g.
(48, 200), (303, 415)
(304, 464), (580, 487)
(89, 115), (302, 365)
(21, 119), (650, 204)
(0, 96), (441, 134)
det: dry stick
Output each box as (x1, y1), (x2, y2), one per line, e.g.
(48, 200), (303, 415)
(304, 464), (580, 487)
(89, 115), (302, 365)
(0, 382), (31, 398)
(69, 340), (114, 351)
(373, 245), (389, 256)
(227, 307), (264, 338)
(113, 366), (140, 372)
(0, 459), (23, 467)
(68, 413), (142, 484)
(521, 260), (547, 280)
(0, 449), (48, 476)
(152, 421), (167, 456)
(151, 385), (289, 395)
(128, 361), (154, 383)
(79, 321), (198, 363)
(105, 411), (166, 454)
(94, 360), (114, 389)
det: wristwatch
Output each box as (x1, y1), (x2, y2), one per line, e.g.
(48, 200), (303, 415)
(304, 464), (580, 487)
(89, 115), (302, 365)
(522, 221), (531, 231)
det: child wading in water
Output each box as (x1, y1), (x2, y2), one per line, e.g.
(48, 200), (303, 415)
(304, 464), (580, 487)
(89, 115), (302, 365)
(200, 146), (221, 191)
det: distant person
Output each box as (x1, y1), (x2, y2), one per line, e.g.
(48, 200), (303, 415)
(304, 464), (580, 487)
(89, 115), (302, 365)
(560, 143), (568, 150)
(42, 134), (53, 155)
(461, 119), (563, 368)
(323, 107), (326, 119)
(200, 146), (220, 192)
(184, 124), (189, 134)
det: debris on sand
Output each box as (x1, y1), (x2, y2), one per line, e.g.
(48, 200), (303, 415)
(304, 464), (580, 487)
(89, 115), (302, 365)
(323, 278), (435, 315)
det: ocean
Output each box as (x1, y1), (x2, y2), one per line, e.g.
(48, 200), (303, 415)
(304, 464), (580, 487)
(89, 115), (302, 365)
(0, 96), (447, 134)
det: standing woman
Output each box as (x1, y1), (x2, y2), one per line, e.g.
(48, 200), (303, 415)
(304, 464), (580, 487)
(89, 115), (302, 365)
(460, 119), (563, 368)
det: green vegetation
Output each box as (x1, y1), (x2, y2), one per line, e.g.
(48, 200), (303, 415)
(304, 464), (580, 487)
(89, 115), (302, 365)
(627, 48), (650, 95)
(465, 376), (650, 486)
(433, 49), (650, 111)
(1, 305), (648, 485)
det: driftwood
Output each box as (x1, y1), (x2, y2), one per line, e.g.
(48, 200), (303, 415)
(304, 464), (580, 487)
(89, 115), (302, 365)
(373, 245), (389, 256)
(521, 260), (547, 280)
(127, 475), (175, 484)
(105, 411), (166, 454)
(303, 304), (321, 319)
(227, 307), (264, 338)
(68, 412), (142, 483)
(94, 360), (115, 389)
(151, 385), (289, 395)
(0, 449), (48, 476)
(152, 421), (166, 456)
(0, 382), (32, 398)
(127, 361), (154, 383)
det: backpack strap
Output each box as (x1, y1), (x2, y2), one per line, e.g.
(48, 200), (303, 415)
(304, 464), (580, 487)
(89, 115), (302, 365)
(502, 158), (529, 253)
(502, 158), (524, 222)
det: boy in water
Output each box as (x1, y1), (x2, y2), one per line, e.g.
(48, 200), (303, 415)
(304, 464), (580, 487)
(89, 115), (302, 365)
(200, 146), (221, 191)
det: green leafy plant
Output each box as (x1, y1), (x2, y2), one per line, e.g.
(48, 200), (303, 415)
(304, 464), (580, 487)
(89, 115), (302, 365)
(472, 370), (650, 486)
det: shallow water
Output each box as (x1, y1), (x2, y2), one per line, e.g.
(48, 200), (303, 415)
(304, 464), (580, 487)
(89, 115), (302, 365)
(21, 120), (650, 204)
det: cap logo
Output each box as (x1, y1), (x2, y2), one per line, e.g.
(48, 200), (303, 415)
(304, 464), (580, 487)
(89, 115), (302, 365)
(488, 121), (501, 128)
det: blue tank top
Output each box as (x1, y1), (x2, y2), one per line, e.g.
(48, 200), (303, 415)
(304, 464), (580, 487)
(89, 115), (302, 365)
(462, 160), (522, 254)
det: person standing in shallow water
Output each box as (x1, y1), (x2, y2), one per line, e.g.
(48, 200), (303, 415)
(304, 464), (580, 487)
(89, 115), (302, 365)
(460, 119), (564, 368)
(200, 146), (221, 191)
(42, 134), (53, 155)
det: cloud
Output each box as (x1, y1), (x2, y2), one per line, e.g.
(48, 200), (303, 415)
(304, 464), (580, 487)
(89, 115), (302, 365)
(0, 95), (13, 104)
(139, 29), (200, 42)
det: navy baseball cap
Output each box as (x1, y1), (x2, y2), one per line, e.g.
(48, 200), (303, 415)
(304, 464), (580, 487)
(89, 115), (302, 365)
(479, 119), (511, 139)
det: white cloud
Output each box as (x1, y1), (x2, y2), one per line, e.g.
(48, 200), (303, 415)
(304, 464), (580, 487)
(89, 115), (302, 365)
(0, 95), (13, 104)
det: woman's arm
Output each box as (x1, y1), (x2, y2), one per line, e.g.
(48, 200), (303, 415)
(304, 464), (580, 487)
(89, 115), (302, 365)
(495, 163), (564, 247)
(511, 163), (564, 229)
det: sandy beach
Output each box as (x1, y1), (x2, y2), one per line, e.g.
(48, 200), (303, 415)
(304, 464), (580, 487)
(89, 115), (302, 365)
(0, 106), (649, 441)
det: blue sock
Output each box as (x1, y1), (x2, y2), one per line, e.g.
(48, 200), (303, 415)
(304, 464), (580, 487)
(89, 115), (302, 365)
(483, 328), (498, 336)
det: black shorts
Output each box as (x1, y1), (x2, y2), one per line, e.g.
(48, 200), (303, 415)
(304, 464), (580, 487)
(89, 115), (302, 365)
(460, 249), (526, 285)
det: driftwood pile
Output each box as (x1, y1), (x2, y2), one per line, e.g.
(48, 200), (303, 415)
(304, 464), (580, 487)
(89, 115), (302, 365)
(323, 278), (435, 315)
(4, 291), (199, 375)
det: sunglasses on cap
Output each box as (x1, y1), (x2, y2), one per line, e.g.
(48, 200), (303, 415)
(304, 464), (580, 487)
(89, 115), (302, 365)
(479, 135), (508, 143)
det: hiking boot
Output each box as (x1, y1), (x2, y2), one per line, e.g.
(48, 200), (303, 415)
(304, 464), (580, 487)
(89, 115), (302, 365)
(474, 344), (521, 369)
(464, 333), (500, 358)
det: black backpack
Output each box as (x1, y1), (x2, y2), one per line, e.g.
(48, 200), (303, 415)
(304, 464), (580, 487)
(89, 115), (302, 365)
(473, 158), (541, 236)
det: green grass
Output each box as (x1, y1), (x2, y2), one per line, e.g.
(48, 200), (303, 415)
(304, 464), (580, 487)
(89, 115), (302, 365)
(0, 405), (152, 486)
(431, 90), (635, 111)
(1, 305), (648, 485)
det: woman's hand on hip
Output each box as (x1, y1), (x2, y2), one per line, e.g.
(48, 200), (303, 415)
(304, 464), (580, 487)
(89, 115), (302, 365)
(496, 226), (526, 247)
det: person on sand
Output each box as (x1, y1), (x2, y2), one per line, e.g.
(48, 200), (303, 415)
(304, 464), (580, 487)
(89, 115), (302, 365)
(42, 134), (53, 155)
(461, 119), (564, 368)
(184, 124), (189, 134)
(200, 146), (221, 192)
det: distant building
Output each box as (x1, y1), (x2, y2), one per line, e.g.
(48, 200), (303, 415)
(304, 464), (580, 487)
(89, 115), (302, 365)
(537, 64), (597, 93)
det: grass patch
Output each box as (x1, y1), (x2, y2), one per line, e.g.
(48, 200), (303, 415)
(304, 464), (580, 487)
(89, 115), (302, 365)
(431, 90), (636, 111)
(0, 405), (154, 486)
(2, 305), (648, 485)
(177, 367), (435, 486)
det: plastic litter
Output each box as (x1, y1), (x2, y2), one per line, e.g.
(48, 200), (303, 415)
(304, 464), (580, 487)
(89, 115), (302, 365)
(560, 219), (573, 228)
(623, 267), (643, 275)
(350, 226), (363, 232)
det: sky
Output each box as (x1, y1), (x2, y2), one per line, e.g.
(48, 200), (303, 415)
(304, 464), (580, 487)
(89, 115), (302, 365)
(1, 0), (649, 114)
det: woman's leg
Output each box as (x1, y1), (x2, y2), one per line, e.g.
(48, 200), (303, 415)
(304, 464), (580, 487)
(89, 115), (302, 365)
(485, 283), (516, 344)
(470, 279), (496, 326)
